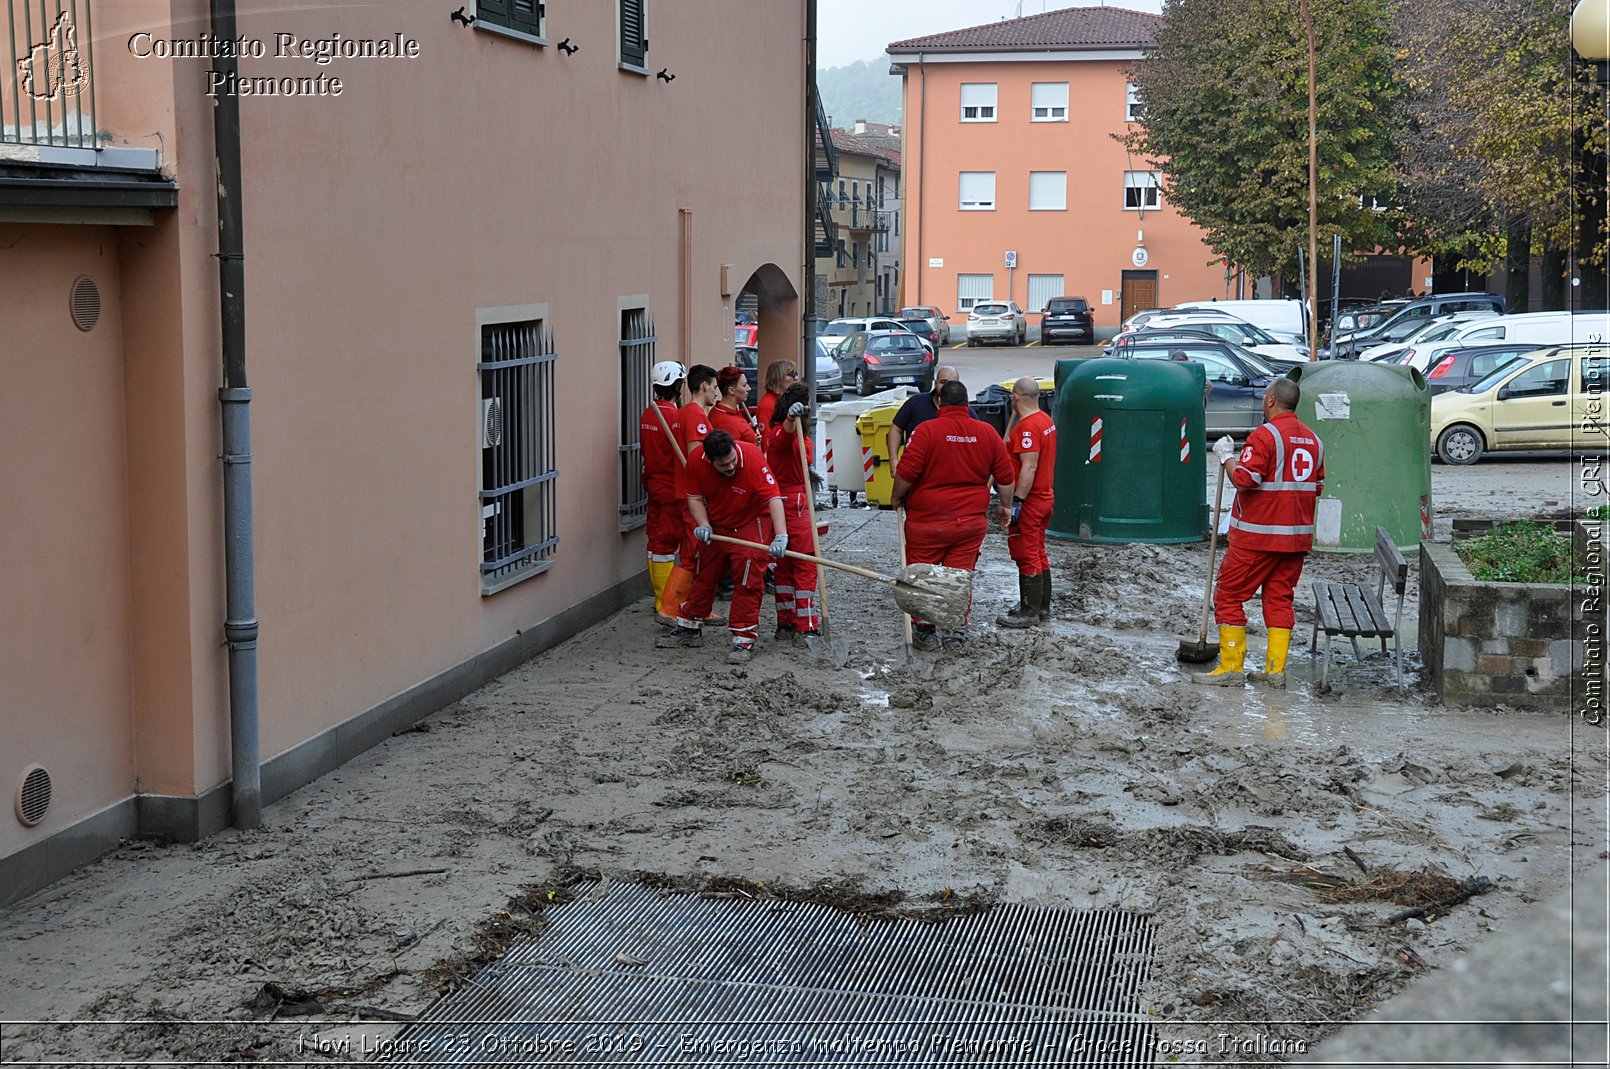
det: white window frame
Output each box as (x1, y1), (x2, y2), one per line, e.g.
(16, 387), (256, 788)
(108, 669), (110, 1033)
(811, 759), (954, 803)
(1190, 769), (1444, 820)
(1031, 82), (1069, 122)
(959, 171), (996, 211)
(1027, 275), (1064, 314)
(1124, 170), (1161, 211)
(1028, 171), (1067, 211)
(957, 274), (994, 312)
(959, 83), (997, 122)
(1126, 81), (1143, 123)
(474, 0), (548, 46)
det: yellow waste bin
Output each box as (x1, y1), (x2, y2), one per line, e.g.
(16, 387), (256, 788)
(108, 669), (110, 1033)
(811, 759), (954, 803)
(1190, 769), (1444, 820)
(855, 404), (903, 507)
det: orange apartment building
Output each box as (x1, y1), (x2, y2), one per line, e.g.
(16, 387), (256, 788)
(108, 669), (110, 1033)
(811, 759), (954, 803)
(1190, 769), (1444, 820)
(0, 0), (808, 906)
(889, 6), (1224, 335)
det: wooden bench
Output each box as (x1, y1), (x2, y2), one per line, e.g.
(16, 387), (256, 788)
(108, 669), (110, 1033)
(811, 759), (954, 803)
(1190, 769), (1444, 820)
(1309, 526), (1409, 690)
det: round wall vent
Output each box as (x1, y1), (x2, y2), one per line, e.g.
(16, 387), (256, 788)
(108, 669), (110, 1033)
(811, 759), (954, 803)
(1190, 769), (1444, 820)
(16, 765), (51, 827)
(69, 275), (101, 332)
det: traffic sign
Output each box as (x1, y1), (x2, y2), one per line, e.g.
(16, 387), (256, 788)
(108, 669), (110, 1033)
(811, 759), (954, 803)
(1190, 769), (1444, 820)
(1005, 250), (1018, 269)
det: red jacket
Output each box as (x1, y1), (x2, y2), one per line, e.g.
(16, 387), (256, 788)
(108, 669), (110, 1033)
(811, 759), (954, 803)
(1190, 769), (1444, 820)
(640, 400), (682, 505)
(1228, 411), (1325, 553)
(687, 440), (782, 530)
(765, 421), (813, 492)
(896, 407), (1015, 524)
(674, 402), (712, 502)
(756, 391), (780, 430)
(710, 403), (761, 447)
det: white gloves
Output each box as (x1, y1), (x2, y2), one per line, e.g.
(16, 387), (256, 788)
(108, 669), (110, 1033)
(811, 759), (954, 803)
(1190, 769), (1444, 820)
(787, 401), (807, 419)
(1213, 435), (1236, 463)
(768, 532), (789, 559)
(693, 525), (713, 544)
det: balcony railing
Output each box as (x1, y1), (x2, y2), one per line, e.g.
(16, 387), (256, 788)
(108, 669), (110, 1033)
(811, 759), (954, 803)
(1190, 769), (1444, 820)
(836, 199), (886, 231)
(3, 0), (98, 149)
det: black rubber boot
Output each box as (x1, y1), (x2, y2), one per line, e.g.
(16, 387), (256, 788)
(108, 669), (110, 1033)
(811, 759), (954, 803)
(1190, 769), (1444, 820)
(1037, 571), (1054, 622)
(996, 574), (1038, 628)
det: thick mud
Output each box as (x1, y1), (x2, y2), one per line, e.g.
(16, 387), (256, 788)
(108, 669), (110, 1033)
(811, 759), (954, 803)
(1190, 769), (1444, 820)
(1, 461), (1604, 1064)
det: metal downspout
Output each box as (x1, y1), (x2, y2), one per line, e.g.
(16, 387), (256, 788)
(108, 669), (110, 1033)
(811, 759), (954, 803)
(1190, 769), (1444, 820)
(804, 0), (817, 365)
(211, 0), (260, 829)
(916, 54), (925, 305)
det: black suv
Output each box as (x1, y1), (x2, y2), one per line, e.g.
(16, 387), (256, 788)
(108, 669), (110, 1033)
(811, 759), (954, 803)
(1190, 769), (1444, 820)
(1326, 292), (1505, 359)
(1041, 296), (1095, 345)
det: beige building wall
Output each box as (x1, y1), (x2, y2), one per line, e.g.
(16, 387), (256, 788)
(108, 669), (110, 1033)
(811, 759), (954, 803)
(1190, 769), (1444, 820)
(1, 0), (806, 895)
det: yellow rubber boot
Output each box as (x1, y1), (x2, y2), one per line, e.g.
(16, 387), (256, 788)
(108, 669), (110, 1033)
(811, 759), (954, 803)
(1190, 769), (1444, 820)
(648, 558), (675, 612)
(1249, 627), (1292, 689)
(1191, 625), (1247, 686)
(660, 565), (694, 624)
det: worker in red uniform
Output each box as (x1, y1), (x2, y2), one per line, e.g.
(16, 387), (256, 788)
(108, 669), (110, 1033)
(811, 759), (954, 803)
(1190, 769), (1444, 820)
(711, 366), (763, 447)
(891, 379), (1015, 651)
(657, 429), (789, 664)
(641, 361), (686, 617)
(1194, 378), (1325, 688)
(659, 364), (721, 625)
(764, 382), (821, 644)
(996, 377), (1057, 629)
(755, 359), (798, 429)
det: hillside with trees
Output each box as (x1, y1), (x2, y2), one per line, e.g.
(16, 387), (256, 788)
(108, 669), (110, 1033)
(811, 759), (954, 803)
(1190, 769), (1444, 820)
(818, 58), (901, 127)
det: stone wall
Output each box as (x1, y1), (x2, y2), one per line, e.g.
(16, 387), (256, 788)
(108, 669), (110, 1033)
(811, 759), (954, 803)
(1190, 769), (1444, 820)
(1419, 540), (1588, 709)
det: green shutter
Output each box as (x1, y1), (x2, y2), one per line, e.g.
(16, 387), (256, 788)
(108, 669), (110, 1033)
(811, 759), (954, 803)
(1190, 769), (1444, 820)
(621, 0), (646, 68)
(510, 0), (545, 36)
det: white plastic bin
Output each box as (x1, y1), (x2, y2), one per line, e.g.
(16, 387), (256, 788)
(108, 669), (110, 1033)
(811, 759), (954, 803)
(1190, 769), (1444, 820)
(818, 388), (915, 496)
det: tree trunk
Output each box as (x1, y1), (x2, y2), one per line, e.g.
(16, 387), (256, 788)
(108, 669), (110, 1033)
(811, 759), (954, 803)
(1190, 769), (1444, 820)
(1505, 215), (1531, 313)
(1540, 245), (1567, 310)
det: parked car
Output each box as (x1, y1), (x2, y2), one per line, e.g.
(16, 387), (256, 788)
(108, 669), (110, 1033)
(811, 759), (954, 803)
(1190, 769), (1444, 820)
(732, 346), (760, 392)
(966, 301), (1027, 346)
(1172, 298), (1309, 345)
(1109, 327), (1302, 374)
(1358, 312), (1500, 362)
(1139, 313), (1308, 362)
(811, 337), (844, 402)
(1040, 296), (1095, 345)
(1123, 339), (1282, 437)
(822, 316), (934, 354)
(834, 330), (935, 395)
(1327, 292), (1506, 359)
(898, 316), (944, 353)
(1419, 343), (1533, 395)
(1403, 311), (1610, 374)
(1430, 344), (1608, 463)
(734, 322), (758, 348)
(1122, 305), (1240, 334)
(899, 305), (950, 345)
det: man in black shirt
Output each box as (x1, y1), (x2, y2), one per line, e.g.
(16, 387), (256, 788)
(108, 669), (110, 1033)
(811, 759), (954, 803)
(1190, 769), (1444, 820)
(886, 365), (959, 462)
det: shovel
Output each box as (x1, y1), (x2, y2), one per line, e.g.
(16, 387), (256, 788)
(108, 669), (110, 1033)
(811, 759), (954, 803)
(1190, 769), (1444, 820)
(795, 427), (850, 666)
(708, 534), (974, 632)
(1178, 462), (1227, 663)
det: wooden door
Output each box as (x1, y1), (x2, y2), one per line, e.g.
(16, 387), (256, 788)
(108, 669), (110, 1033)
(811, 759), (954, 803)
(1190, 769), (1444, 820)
(1121, 271), (1158, 322)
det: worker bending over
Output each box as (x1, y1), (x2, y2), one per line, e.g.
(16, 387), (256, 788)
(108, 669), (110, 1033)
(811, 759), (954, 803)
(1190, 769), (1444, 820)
(657, 429), (789, 664)
(890, 379), (1015, 651)
(1195, 378), (1325, 688)
(997, 377), (1057, 628)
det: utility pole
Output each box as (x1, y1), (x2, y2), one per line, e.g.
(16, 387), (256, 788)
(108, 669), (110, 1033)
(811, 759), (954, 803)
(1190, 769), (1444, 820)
(1301, 0), (1319, 358)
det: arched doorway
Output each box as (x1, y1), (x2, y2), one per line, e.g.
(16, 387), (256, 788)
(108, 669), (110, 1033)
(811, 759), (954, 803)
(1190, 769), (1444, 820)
(736, 263), (800, 394)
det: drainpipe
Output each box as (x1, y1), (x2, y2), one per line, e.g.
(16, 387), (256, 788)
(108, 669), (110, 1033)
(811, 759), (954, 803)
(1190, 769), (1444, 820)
(804, 0), (817, 365)
(916, 54), (925, 305)
(211, 0), (260, 830)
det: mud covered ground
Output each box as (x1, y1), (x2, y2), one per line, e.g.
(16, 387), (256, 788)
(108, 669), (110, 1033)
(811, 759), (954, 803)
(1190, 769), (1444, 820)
(1, 459), (1605, 1064)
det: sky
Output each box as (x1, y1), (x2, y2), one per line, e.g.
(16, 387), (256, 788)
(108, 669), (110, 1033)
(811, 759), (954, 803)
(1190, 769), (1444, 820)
(816, 0), (1166, 69)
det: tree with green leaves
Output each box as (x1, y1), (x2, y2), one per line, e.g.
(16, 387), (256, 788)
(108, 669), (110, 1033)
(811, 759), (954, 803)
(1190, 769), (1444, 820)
(1125, 0), (1407, 282)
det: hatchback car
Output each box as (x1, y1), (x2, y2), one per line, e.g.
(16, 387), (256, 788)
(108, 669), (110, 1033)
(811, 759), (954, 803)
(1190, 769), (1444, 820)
(1123, 340), (1281, 437)
(1135, 313), (1307, 363)
(1041, 296), (1095, 345)
(898, 317), (944, 352)
(899, 305), (950, 346)
(822, 316), (934, 355)
(811, 337), (845, 402)
(1419, 344), (1532, 395)
(835, 330), (935, 395)
(1328, 293), (1505, 359)
(966, 301), (1027, 346)
(1430, 344), (1608, 463)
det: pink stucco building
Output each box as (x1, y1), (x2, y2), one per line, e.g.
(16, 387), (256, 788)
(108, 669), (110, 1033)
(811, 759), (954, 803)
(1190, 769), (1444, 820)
(0, 0), (808, 905)
(889, 6), (1225, 334)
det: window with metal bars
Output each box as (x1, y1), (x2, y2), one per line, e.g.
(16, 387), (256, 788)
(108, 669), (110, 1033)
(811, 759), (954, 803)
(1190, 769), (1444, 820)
(476, 0), (545, 42)
(618, 309), (655, 531)
(620, 0), (647, 70)
(479, 317), (558, 593)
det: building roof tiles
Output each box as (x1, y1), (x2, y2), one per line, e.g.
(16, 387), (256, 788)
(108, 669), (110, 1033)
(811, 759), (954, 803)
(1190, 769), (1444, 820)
(887, 5), (1161, 54)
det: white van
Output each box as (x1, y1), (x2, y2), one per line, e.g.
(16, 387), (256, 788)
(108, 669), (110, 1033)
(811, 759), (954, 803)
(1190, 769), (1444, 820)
(1404, 311), (1610, 374)
(1173, 298), (1308, 344)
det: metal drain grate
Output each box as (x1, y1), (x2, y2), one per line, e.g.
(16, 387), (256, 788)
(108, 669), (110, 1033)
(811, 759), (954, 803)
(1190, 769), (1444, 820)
(390, 881), (1155, 1067)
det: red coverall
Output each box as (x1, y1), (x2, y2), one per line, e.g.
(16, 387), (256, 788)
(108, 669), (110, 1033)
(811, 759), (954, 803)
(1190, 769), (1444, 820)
(1006, 410), (1057, 576)
(672, 402), (712, 563)
(765, 421), (820, 634)
(710, 403), (762, 448)
(640, 400), (684, 560)
(755, 390), (780, 431)
(1215, 412), (1326, 629)
(896, 407), (1015, 624)
(678, 441), (782, 650)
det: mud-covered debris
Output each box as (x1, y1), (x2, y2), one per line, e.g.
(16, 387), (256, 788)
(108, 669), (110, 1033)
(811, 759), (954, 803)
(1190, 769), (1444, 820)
(888, 685), (933, 710)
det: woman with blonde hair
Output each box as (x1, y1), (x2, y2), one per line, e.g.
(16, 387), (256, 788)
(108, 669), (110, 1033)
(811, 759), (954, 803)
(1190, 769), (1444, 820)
(755, 359), (799, 428)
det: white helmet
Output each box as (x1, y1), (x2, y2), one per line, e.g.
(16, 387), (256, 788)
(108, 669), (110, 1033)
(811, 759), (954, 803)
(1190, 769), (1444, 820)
(651, 360), (686, 387)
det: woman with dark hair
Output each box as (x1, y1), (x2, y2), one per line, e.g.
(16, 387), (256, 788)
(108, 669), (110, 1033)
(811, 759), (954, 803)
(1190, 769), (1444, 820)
(756, 359), (799, 428)
(711, 365), (762, 447)
(763, 382), (821, 642)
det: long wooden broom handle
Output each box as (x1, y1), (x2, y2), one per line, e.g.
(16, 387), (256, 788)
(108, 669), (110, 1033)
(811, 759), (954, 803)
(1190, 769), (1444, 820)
(794, 425), (833, 632)
(709, 533), (891, 584)
(649, 400), (687, 467)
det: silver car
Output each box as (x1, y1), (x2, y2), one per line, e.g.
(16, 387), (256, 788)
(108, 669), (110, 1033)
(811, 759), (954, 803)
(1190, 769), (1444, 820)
(899, 305), (951, 346)
(965, 301), (1027, 346)
(812, 338), (844, 401)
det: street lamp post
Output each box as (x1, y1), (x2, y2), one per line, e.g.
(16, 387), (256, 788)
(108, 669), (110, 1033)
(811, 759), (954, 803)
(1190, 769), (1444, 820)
(1574, 0), (1610, 85)
(1572, 0), (1609, 311)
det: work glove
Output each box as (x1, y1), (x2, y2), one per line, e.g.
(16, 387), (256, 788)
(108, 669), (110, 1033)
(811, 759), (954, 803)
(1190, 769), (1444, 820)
(768, 532), (789, 559)
(1010, 497), (1023, 529)
(787, 401), (807, 419)
(693, 525), (713, 545)
(1213, 435), (1236, 463)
